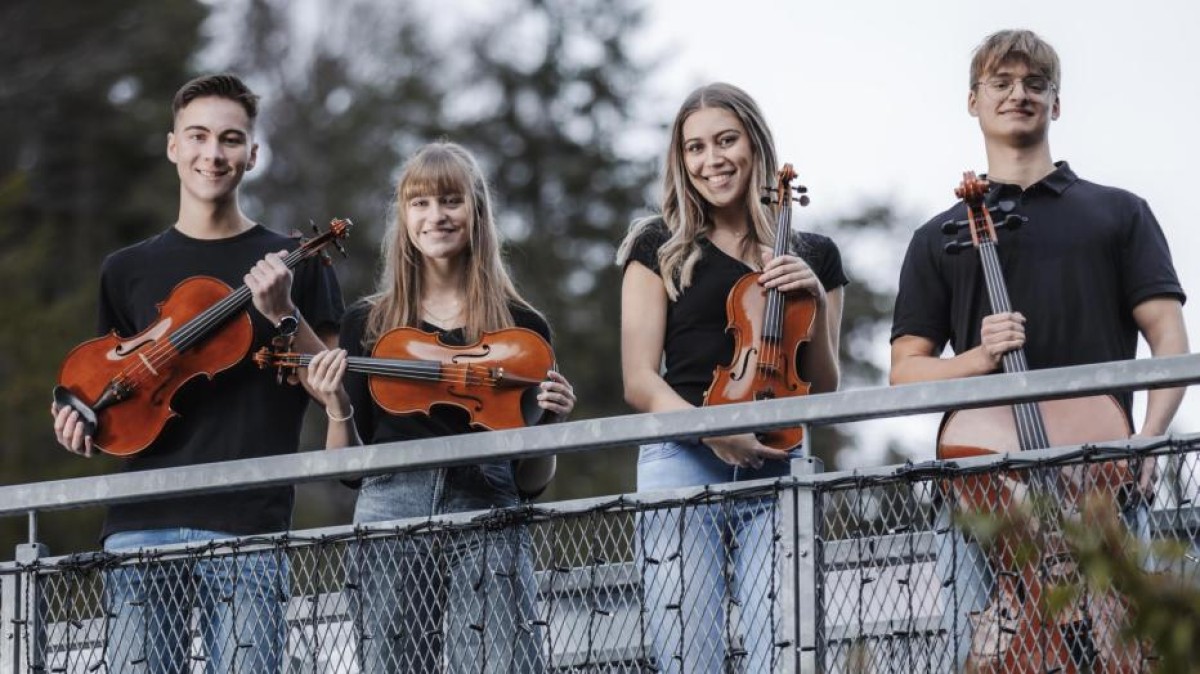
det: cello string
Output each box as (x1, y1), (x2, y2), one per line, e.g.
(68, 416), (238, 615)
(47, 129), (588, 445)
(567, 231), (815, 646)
(980, 238), (1049, 450)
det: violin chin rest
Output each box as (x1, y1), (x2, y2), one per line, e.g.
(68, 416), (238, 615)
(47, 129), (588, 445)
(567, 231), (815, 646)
(520, 386), (546, 427)
(52, 385), (99, 438)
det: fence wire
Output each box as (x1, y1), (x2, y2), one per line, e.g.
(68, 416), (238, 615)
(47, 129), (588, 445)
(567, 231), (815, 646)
(8, 482), (792, 673)
(6, 438), (1200, 673)
(814, 436), (1200, 674)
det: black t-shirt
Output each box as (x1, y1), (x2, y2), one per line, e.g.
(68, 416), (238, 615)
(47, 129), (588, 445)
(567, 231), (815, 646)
(340, 301), (552, 501)
(97, 225), (344, 539)
(624, 218), (849, 406)
(892, 162), (1185, 413)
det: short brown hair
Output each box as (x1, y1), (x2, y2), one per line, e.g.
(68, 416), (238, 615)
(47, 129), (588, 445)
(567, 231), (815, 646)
(171, 74), (259, 126)
(969, 30), (1061, 92)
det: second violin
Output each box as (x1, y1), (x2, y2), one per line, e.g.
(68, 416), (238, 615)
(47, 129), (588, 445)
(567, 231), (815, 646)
(258, 325), (554, 431)
(703, 164), (817, 450)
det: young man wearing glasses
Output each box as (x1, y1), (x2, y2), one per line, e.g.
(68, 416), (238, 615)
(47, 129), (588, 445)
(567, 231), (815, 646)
(889, 29), (1188, 670)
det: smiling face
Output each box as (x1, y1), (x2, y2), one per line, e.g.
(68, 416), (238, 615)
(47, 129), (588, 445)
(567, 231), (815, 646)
(167, 96), (257, 206)
(968, 59), (1060, 148)
(404, 191), (472, 262)
(681, 106), (755, 216)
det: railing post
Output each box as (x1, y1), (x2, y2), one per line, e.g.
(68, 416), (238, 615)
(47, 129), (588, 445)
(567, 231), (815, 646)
(1, 563), (16, 674)
(9, 542), (48, 674)
(778, 450), (821, 673)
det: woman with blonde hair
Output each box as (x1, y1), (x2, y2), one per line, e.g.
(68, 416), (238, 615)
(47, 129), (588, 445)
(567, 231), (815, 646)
(618, 83), (847, 672)
(305, 141), (574, 672)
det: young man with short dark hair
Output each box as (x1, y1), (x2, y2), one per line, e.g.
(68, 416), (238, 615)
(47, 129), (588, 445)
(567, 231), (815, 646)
(51, 73), (344, 672)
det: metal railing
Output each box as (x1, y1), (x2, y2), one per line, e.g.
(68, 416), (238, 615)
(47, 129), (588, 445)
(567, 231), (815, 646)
(2, 354), (1199, 672)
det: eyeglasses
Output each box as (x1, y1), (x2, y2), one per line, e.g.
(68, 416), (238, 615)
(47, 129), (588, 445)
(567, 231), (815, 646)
(974, 75), (1056, 99)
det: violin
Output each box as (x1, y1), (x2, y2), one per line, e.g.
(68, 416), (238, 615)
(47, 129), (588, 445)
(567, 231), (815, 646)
(936, 174), (1134, 672)
(256, 326), (555, 431)
(703, 163), (817, 450)
(53, 218), (353, 457)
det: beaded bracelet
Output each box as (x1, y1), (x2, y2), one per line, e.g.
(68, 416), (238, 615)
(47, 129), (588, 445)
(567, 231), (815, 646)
(326, 404), (354, 422)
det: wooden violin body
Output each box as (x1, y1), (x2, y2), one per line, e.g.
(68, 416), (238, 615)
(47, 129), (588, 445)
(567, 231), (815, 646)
(55, 277), (251, 456)
(53, 218), (352, 457)
(705, 272), (816, 450)
(255, 325), (555, 432)
(703, 163), (815, 451)
(368, 326), (554, 431)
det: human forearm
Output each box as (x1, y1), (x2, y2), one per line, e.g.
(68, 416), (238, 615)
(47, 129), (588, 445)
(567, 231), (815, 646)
(623, 369), (694, 414)
(890, 344), (995, 384)
(801, 307), (839, 393)
(1134, 298), (1190, 436)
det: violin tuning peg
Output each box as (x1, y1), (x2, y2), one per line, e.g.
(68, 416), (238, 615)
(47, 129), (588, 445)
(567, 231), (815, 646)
(795, 185), (808, 194)
(309, 219), (319, 235)
(943, 239), (973, 255)
(997, 214), (1027, 231)
(760, 196), (774, 205)
(795, 195), (810, 207)
(941, 219), (967, 235)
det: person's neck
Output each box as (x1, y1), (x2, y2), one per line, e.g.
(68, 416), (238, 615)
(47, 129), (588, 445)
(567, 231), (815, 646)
(984, 139), (1056, 190)
(421, 257), (468, 301)
(174, 194), (253, 240)
(709, 206), (750, 238)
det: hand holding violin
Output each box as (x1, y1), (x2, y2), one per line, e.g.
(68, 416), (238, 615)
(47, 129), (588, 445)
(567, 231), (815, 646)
(759, 251), (826, 307)
(537, 370), (575, 421)
(305, 348), (352, 420)
(245, 249), (297, 325)
(51, 402), (94, 458)
(703, 433), (791, 470)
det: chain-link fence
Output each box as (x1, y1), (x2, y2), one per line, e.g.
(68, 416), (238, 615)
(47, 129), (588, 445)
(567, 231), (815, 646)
(815, 436), (1200, 674)
(3, 480), (803, 673)
(4, 437), (1199, 673)
(7, 357), (1200, 673)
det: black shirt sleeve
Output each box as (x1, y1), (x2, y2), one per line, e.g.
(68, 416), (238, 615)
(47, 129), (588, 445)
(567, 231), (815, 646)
(1121, 197), (1186, 309)
(892, 219), (953, 348)
(792, 232), (850, 291)
(293, 250), (345, 336)
(624, 219), (669, 274)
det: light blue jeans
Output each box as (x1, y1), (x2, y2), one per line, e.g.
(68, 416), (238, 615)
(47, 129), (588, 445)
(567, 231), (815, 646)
(103, 528), (287, 674)
(351, 464), (544, 673)
(638, 440), (793, 674)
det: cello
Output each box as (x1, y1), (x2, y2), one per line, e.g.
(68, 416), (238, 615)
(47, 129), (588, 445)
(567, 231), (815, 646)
(936, 173), (1135, 673)
(255, 326), (555, 431)
(53, 218), (352, 456)
(703, 163), (817, 450)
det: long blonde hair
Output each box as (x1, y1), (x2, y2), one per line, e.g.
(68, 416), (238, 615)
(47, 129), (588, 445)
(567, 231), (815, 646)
(616, 82), (778, 299)
(364, 142), (537, 345)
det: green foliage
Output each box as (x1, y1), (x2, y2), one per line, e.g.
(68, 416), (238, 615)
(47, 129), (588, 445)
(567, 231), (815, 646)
(961, 494), (1200, 673)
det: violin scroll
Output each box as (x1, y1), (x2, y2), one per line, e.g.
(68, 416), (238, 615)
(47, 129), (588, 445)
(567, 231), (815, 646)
(294, 218), (353, 266)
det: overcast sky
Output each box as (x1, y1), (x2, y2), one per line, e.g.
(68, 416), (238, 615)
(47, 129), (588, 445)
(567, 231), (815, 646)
(633, 0), (1200, 464)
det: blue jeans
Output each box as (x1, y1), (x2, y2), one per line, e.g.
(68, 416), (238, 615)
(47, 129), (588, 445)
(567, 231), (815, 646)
(351, 465), (544, 673)
(637, 440), (793, 674)
(103, 528), (287, 674)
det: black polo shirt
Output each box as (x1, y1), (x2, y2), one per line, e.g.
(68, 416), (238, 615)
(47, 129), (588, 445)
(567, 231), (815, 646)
(892, 162), (1184, 413)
